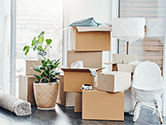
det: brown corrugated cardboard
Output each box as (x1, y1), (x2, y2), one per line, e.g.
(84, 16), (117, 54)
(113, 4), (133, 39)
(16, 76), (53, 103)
(105, 54), (138, 73)
(19, 75), (36, 105)
(67, 51), (110, 69)
(74, 92), (82, 112)
(26, 59), (42, 75)
(57, 75), (75, 107)
(98, 72), (131, 92)
(61, 68), (94, 92)
(82, 89), (124, 120)
(71, 27), (111, 51)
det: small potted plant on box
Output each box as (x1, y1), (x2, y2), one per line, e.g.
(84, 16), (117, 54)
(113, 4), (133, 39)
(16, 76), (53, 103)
(23, 31), (60, 109)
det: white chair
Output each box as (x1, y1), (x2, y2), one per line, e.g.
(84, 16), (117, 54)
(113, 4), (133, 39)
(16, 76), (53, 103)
(131, 61), (164, 124)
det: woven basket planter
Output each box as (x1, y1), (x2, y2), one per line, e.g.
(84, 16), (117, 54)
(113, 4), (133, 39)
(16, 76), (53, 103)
(33, 81), (58, 109)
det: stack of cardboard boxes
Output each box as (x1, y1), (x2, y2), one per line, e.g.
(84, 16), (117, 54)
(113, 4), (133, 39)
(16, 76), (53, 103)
(60, 26), (138, 121)
(19, 59), (41, 105)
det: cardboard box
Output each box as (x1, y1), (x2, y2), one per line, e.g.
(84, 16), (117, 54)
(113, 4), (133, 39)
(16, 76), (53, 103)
(74, 92), (82, 112)
(16, 59), (42, 76)
(19, 75), (36, 105)
(26, 59), (42, 75)
(70, 27), (111, 51)
(98, 72), (131, 92)
(57, 75), (75, 107)
(67, 51), (110, 69)
(61, 68), (94, 92)
(82, 89), (124, 120)
(105, 54), (138, 73)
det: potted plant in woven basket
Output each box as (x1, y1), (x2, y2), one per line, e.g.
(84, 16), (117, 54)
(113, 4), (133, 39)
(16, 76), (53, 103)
(23, 31), (60, 110)
(32, 57), (60, 109)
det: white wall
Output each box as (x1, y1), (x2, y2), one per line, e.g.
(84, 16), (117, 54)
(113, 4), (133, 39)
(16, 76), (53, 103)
(68, 0), (112, 25)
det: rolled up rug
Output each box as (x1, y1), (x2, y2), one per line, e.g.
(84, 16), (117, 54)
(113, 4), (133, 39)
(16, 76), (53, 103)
(0, 91), (31, 116)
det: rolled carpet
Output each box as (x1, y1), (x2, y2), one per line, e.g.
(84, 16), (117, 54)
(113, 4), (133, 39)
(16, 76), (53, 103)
(0, 91), (31, 116)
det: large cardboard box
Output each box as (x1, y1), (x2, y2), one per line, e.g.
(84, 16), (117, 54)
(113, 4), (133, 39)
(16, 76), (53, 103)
(19, 75), (36, 105)
(57, 75), (75, 107)
(67, 51), (110, 70)
(74, 92), (82, 112)
(98, 72), (131, 92)
(82, 89), (124, 120)
(70, 27), (111, 51)
(105, 54), (138, 73)
(61, 68), (94, 92)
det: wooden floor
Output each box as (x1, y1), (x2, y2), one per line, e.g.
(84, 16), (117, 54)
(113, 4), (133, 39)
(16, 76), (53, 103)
(0, 104), (165, 125)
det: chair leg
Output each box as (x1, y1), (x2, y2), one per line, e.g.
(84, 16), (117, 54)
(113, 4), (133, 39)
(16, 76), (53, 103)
(154, 101), (163, 124)
(133, 101), (141, 122)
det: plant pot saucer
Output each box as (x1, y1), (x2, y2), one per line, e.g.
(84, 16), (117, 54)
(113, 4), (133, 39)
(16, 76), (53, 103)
(37, 107), (55, 110)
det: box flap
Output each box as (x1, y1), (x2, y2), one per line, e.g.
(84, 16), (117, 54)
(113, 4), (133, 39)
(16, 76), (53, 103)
(61, 68), (91, 73)
(76, 27), (112, 32)
(113, 54), (138, 64)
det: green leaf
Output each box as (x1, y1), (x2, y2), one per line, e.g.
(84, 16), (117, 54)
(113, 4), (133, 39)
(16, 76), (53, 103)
(31, 37), (36, 46)
(32, 73), (41, 81)
(51, 70), (60, 75)
(41, 70), (47, 78)
(38, 36), (44, 44)
(46, 39), (52, 45)
(33, 66), (41, 73)
(37, 46), (43, 52)
(38, 31), (45, 38)
(23, 46), (30, 55)
(23, 46), (27, 51)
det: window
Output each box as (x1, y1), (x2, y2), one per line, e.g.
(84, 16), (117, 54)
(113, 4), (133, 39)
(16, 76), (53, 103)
(119, 0), (165, 73)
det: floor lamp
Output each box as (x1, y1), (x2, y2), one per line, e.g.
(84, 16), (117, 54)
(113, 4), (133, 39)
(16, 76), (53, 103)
(112, 18), (145, 55)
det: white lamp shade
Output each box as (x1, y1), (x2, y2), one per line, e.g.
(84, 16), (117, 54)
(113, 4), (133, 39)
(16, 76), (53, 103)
(112, 18), (146, 43)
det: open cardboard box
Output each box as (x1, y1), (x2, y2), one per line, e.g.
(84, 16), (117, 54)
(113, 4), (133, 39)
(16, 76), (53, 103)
(98, 71), (131, 92)
(61, 68), (94, 92)
(105, 54), (138, 73)
(82, 89), (124, 120)
(70, 27), (111, 51)
(67, 51), (110, 69)
(61, 67), (103, 92)
(57, 75), (75, 107)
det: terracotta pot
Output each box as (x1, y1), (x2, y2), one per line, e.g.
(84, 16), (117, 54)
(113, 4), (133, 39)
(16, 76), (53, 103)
(33, 81), (58, 109)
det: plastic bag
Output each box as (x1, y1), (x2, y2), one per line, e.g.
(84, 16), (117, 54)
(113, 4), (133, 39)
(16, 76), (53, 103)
(69, 17), (101, 27)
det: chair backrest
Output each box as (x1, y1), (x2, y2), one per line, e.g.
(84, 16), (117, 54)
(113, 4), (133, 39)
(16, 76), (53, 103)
(132, 61), (163, 91)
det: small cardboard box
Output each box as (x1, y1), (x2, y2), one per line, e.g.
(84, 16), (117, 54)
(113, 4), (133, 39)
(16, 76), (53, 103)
(57, 75), (75, 107)
(67, 51), (110, 69)
(16, 59), (42, 76)
(74, 92), (82, 112)
(70, 27), (111, 51)
(61, 68), (94, 92)
(26, 59), (42, 75)
(19, 75), (36, 105)
(98, 72), (131, 92)
(82, 89), (124, 120)
(105, 54), (138, 73)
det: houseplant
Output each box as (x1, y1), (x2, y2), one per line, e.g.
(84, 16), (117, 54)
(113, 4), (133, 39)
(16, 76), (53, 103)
(23, 31), (60, 109)
(23, 31), (52, 58)
(32, 57), (60, 109)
